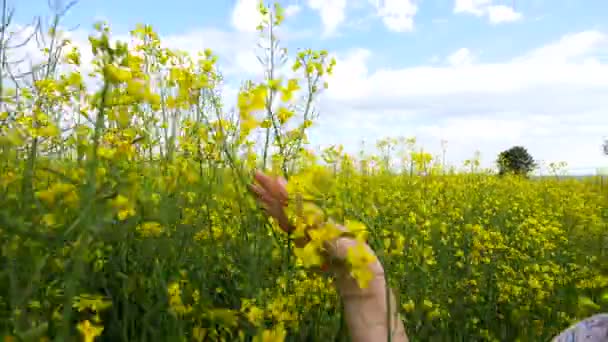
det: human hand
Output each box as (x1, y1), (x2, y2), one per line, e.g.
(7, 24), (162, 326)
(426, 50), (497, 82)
(250, 170), (315, 248)
(249, 170), (292, 233)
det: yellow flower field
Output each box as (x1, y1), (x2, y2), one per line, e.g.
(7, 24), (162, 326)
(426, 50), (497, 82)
(1, 2), (607, 341)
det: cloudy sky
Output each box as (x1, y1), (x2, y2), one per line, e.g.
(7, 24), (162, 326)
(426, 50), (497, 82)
(15, 0), (608, 174)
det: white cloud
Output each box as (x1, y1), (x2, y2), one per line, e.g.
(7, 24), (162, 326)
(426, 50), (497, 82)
(8, 25), (46, 71)
(372, 0), (418, 32)
(300, 0), (419, 37)
(486, 5), (522, 24)
(323, 48), (372, 100)
(9, 24), (96, 80)
(231, 0), (265, 33)
(327, 31), (608, 97)
(285, 4), (302, 17)
(454, 0), (522, 24)
(454, 0), (492, 16)
(314, 30), (608, 172)
(518, 31), (608, 64)
(307, 0), (347, 37)
(447, 48), (474, 66)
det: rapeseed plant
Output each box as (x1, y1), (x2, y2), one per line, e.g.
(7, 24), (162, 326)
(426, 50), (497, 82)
(0, 1), (607, 341)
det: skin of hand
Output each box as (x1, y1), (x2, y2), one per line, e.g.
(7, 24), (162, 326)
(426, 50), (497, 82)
(250, 171), (408, 342)
(249, 171), (309, 248)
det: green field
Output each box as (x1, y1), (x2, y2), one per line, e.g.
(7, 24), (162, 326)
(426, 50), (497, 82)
(1, 2), (608, 341)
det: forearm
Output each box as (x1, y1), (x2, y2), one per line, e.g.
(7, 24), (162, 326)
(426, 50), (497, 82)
(287, 216), (408, 341)
(326, 236), (408, 342)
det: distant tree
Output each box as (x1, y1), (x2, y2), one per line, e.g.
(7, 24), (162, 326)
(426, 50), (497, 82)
(603, 138), (608, 155)
(497, 146), (536, 176)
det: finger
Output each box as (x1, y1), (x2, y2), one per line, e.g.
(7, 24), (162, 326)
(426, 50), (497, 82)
(254, 171), (274, 192)
(261, 174), (287, 202)
(250, 184), (275, 206)
(255, 171), (287, 204)
(249, 183), (266, 198)
(251, 192), (272, 212)
(276, 177), (289, 203)
(258, 202), (271, 212)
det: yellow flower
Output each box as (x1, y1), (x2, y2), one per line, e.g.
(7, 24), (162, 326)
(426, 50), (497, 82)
(36, 189), (56, 205)
(104, 64), (132, 83)
(111, 194), (129, 208)
(77, 320), (103, 342)
(136, 221), (163, 238)
(344, 220), (368, 242)
(240, 116), (259, 135)
(117, 208), (135, 221)
(37, 124), (60, 137)
(301, 202), (326, 228)
(167, 281), (192, 317)
(280, 79), (300, 102)
(246, 306), (265, 326)
(110, 195), (136, 221)
(253, 324), (286, 342)
(277, 107), (294, 124)
(294, 242), (323, 268)
(41, 213), (57, 227)
(238, 85), (267, 118)
(402, 299), (415, 313)
(192, 326), (207, 342)
(346, 243), (376, 289)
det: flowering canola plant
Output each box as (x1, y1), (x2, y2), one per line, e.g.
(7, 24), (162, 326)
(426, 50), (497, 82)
(0, 1), (607, 342)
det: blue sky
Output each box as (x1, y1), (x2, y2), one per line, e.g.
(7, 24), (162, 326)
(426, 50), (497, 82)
(14, 0), (608, 174)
